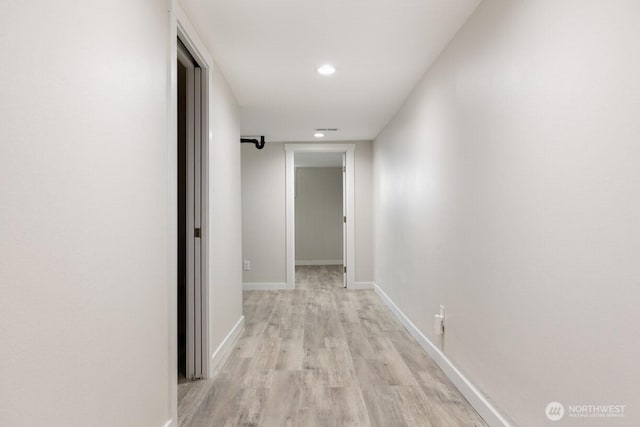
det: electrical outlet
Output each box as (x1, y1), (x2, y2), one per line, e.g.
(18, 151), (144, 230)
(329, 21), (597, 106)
(434, 305), (445, 336)
(243, 260), (251, 271)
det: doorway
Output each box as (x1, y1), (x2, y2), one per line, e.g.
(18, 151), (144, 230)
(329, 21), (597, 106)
(294, 152), (346, 288)
(285, 144), (356, 289)
(177, 37), (208, 381)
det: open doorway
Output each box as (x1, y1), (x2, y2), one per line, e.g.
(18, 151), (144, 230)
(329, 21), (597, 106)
(294, 152), (345, 288)
(285, 144), (356, 289)
(177, 37), (208, 382)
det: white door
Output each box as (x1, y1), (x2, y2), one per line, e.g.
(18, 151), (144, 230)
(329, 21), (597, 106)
(342, 153), (347, 288)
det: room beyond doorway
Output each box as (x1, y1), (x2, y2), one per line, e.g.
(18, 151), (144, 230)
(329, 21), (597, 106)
(294, 152), (345, 287)
(285, 144), (356, 289)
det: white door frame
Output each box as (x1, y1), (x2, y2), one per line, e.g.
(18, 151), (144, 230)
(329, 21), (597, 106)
(177, 41), (208, 380)
(342, 153), (347, 288)
(169, 6), (211, 420)
(285, 144), (356, 289)
(176, 13), (210, 380)
(169, 3), (216, 424)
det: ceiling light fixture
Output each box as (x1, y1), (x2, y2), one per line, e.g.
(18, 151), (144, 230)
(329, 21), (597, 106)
(314, 132), (325, 138)
(317, 64), (336, 75)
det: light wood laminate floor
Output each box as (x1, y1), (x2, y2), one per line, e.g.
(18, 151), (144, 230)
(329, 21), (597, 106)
(178, 266), (487, 427)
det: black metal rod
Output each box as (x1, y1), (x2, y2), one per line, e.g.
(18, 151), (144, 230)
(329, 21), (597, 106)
(241, 136), (266, 150)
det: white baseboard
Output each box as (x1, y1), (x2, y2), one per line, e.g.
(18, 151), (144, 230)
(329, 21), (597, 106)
(354, 281), (375, 289)
(295, 260), (343, 266)
(209, 315), (245, 377)
(242, 282), (292, 291)
(374, 284), (511, 427)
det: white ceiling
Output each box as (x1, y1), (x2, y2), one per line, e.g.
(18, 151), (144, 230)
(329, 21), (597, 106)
(295, 152), (343, 168)
(179, 0), (481, 142)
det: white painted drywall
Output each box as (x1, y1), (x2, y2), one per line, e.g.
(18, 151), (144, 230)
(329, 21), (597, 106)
(354, 141), (374, 285)
(0, 1), (171, 425)
(295, 152), (344, 168)
(373, 1), (640, 426)
(206, 49), (243, 376)
(0, 2), (243, 425)
(295, 167), (343, 264)
(241, 142), (287, 283)
(241, 141), (373, 284)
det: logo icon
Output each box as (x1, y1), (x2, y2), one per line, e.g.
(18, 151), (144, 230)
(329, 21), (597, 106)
(546, 402), (565, 421)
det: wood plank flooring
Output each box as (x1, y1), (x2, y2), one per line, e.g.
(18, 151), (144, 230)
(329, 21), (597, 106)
(178, 266), (487, 427)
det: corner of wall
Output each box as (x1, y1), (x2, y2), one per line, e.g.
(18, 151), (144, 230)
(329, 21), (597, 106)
(210, 315), (245, 377)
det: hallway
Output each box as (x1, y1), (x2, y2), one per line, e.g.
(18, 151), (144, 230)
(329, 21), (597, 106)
(179, 266), (486, 426)
(5, 2), (640, 425)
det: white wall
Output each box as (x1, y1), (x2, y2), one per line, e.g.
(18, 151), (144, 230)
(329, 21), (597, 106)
(206, 42), (244, 375)
(0, 2), (243, 426)
(374, 1), (640, 426)
(242, 141), (373, 285)
(354, 142), (374, 285)
(295, 167), (343, 264)
(241, 142), (287, 283)
(0, 1), (171, 425)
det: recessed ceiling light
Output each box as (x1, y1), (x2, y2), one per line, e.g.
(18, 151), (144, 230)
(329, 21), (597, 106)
(314, 132), (325, 138)
(317, 64), (336, 75)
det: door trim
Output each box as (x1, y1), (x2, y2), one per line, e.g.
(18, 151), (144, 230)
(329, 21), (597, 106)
(284, 144), (356, 289)
(169, 0), (211, 402)
(177, 29), (209, 380)
(170, 2), (216, 424)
